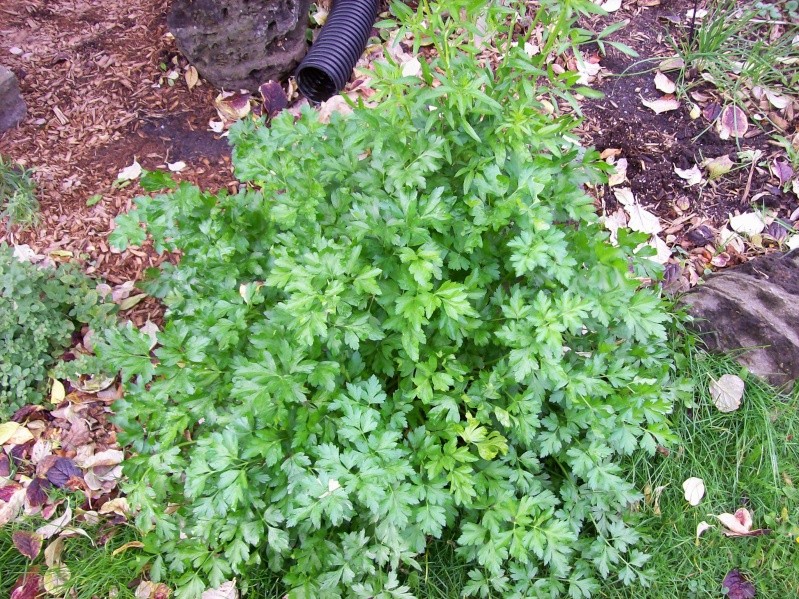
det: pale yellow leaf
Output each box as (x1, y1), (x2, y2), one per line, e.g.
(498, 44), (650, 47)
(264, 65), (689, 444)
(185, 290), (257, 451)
(51, 379), (65, 403)
(709, 374), (744, 412)
(682, 477), (705, 506)
(641, 95), (680, 114)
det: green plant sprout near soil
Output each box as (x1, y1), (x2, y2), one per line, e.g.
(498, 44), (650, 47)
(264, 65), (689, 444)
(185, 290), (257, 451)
(102, 0), (688, 597)
(0, 155), (39, 230)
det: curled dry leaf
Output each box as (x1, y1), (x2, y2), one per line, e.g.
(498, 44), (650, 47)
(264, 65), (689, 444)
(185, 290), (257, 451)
(117, 159), (142, 181)
(44, 537), (65, 568)
(135, 581), (172, 599)
(710, 373), (745, 412)
(682, 477), (705, 506)
(654, 71), (676, 94)
(599, 0), (622, 12)
(764, 88), (789, 109)
(696, 521), (713, 542)
(674, 164), (704, 186)
(641, 95), (680, 114)
(729, 212), (765, 236)
(722, 569), (756, 599)
(36, 505), (73, 539)
(167, 161), (186, 173)
(717, 508), (769, 537)
(717, 105), (748, 139)
(215, 91), (251, 122)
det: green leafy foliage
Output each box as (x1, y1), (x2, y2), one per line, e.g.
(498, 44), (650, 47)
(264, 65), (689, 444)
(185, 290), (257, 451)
(103, 1), (686, 596)
(0, 245), (115, 418)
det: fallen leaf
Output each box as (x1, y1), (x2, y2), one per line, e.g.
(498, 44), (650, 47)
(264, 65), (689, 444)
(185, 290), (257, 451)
(696, 521), (713, 542)
(771, 158), (793, 186)
(0, 422), (33, 445)
(401, 57), (422, 78)
(215, 92), (251, 122)
(787, 235), (799, 250)
(682, 477), (705, 506)
(10, 572), (41, 599)
(135, 581), (172, 599)
(44, 537), (65, 568)
(99, 497), (130, 517)
(704, 155), (734, 180)
(626, 204), (662, 234)
(208, 119), (225, 133)
(113, 540), (145, 556)
(185, 66), (199, 90)
(717, 105), (748, 139)
(674, 164), (704, 186)
(50, 379), (65, 404)
(717, 508), (769, 537)
(654, 71), (676, 94)
(608, 158), (628, 186)
(76, 449), (124, 469)
(119, 293), (147, 311)
(26, 477), (49, 508)
(613, 187), (636, 207)
(689, 103), (701, 119)
(641, 95), (680, 114)
(710, 374), (744, 412)
(658, 56), (685, 71)
(318, 95), (353, 124)
(201, 580), (239, 599)
(13, 531), (43, 560)
(646, 235), (672, 264)
(722, 569), (756, 599)
(45, 458), (83, 489)
(167, 161), (186, 173)
(729, 212), (765, 236)
(259, 81), (288, 116)
(117, 160), (142, 181)
(36, 505), (73, 539)
(43, 564), (71, 595)
(600, 0), (622, 11)
(0, 486), (26, 525)
(764, 89), (789, 109)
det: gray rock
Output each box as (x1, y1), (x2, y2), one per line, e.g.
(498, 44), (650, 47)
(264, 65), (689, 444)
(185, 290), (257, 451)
(167, 0), (311, 92)
(0, 66), (26, 133)
(681, 249), (799, 388)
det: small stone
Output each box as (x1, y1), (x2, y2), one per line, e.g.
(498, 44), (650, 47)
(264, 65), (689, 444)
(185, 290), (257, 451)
(0, 65), (26, 133)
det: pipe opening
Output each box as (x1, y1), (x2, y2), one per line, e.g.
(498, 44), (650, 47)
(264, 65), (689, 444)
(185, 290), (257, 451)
(297, 66), (339, 103)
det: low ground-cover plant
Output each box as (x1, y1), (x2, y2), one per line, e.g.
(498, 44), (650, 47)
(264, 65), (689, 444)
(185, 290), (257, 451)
(104, 1), (687, 596)
(0, 155), (39, 230)
(0, 245), (114, 419)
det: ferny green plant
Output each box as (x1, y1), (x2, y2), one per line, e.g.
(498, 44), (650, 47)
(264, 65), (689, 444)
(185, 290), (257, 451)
(103, 1), (687, 596)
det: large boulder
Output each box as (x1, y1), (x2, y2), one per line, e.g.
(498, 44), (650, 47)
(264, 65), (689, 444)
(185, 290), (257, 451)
(167, 0), (311, 92)
(681, 249), (799, 388)
(0, 66), (26, 133)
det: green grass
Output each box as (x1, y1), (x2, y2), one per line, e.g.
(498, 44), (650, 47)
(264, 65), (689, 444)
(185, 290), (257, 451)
(0, 522), (147, 598)
(600, 349), (799, 598)
(673, 0), (799, 119)
(0, 154), (39, 230)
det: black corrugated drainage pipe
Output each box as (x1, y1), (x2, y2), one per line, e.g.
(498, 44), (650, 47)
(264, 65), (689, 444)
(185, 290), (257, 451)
(296, 0), (379, 103)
